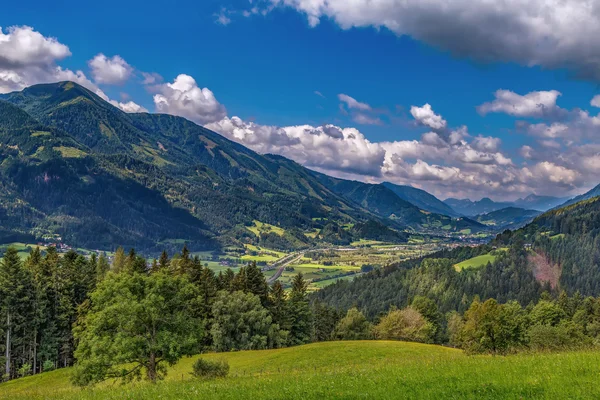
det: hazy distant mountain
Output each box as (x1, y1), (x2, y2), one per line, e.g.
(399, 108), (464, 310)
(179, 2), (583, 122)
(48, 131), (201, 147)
(475, 207), (541, 230)
(446, 194), (569, 216)
(513, 194), (569, 211)
(381, 182), (459, 217)
(444, 198), (512, 216)
(557, 184), (600, 209)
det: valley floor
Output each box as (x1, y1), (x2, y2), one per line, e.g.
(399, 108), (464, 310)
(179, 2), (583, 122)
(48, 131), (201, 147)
(1, 341), (599, 399)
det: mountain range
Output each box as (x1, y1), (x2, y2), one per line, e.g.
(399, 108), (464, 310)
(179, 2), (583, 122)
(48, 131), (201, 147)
(445, 194), (569, 216)
(0, 81), (489, 253)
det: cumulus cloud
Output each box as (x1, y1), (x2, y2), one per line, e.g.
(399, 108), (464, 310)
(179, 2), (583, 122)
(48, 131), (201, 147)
(0, 25), (111, 102)
(206, 117), (386, 176)
(204, 102), (528, 200)
(592, 95), (600, 108)
(153, 74), (227, 124)
(410, 104), (447, 131)
(88, 53), (133, 85)
(0, 25), (70, 68)
(265, 0), (600, 80)
(477, 90), (564, 118)
(109, 100), (148, 113)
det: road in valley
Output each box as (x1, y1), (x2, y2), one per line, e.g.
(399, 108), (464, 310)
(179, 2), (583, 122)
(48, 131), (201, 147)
(264, 253), (304, 284)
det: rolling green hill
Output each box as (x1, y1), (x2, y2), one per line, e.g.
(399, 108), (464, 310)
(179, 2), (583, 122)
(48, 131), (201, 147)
(1, 341), (599, 400)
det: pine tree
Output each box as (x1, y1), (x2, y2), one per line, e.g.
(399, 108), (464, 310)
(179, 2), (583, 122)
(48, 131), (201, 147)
(24, 248), (46, 374)
(217, 269), (235, 291)
(158, 250), (170, 271)
(269, 281), (289, 331)
(0, 247), (34, 379)
(288, 273), (312, 345)
(96, 253), (110, 282)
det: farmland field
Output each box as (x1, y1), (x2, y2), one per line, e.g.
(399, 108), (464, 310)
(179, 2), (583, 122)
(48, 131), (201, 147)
(2, 341), (600, 400)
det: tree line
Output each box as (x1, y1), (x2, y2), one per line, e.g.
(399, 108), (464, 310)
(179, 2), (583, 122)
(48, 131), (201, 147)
(0, 244), (342, 384)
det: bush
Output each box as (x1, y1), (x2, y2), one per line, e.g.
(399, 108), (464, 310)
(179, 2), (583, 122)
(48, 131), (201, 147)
(333, 308), (373, 340)
(191, 358), (229, 379)
(528, 321), (591, 351)
(43, 360), (55, 372)
(17, 363), (32, 378)
(374, 307), (435, 343)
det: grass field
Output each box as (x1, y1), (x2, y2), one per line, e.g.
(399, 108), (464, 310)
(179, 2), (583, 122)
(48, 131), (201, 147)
(454, 253), (497, 271)
(454, 249), (508, 271)
(2, 341), (600, 399)
(246, 221), (285, 237)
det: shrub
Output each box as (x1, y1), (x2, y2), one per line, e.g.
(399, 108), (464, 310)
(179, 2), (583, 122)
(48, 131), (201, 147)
(333, 308), (372, 340)
(374, 307), (435, 343)
(191, 358), (229, 379)
(528, 321), (591, 351)
(17, 363), (32, 378)
(43, 360), (55, 372)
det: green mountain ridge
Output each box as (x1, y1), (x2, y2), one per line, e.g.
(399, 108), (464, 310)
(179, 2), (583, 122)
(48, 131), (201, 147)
(2, 81), (464, 253)
(316, 193), (600, 317)
(381, 181), (459, 217)
(313, 172), (486, 233)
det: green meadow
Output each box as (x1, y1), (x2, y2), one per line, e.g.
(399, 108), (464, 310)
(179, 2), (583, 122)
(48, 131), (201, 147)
(2, 341), (600, 400)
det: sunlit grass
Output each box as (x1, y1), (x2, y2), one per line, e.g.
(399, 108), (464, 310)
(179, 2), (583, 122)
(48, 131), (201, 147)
(2, 341), (600, 399)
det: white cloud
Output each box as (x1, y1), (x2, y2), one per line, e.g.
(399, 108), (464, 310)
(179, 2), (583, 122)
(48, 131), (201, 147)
(410, 104), (446, 131)
(520, 145), (535, 159)
(207, 117), (386, 176)
(338, 93), (371, 111)
(0, 25), (109, 102)
(591, 95), (600, 108)
(109, 100), (148, 113)
(88, 53), (133, 85)
(153, 74), (227, 125)
(266, 0), (600, 80)
(471, 136), (501, 152)
(477, 89), (563, 118)
(0, 25), (70, 68)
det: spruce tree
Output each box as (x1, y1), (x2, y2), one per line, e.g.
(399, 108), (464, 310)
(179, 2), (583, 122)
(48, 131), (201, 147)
(288, 273), (312, 345)
(158, 250), (170, 271)
(0, 247), (34, 379)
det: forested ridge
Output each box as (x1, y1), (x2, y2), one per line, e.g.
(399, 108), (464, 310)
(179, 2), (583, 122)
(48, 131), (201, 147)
(0, 81), (488, 253)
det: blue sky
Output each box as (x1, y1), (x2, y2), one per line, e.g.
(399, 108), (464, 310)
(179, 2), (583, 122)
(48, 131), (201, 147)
(2, 0), (600, 200)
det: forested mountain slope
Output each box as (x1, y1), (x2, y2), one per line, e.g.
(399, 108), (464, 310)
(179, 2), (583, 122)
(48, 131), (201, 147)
(381, 181), (458, 217)
(0, 82), (386, 252)
(313, 173), (485, 233)
(315, 195), (600, 317)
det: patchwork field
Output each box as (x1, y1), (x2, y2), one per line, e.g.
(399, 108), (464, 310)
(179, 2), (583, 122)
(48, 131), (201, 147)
(2, 341), (600, 399)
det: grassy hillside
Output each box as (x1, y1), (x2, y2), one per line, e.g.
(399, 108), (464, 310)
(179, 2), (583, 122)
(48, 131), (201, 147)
(2, 341), (600, 399)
